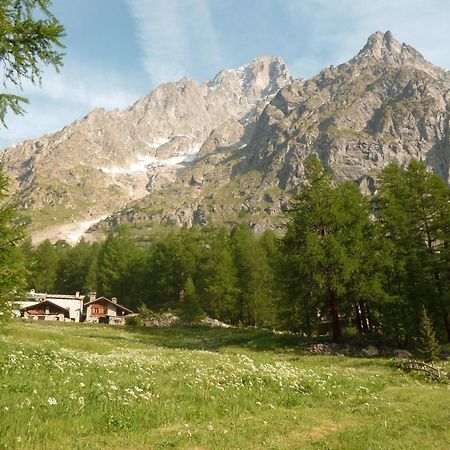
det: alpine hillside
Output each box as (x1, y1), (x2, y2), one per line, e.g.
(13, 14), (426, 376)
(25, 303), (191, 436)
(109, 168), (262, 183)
(1, 56), (291, 242)
(1, 31), (449, 242)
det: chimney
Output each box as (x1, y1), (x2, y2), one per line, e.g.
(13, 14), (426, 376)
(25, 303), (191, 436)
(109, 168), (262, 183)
(89, 292), (97, 302)
(112, 297), (118, 304)
(75, 291), (80, 299)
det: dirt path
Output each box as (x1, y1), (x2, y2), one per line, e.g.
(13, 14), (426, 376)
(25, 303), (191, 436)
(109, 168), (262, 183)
(31, 215), (108, 245)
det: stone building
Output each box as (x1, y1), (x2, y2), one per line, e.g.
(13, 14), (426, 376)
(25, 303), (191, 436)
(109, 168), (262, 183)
(84, 294), (134, 325)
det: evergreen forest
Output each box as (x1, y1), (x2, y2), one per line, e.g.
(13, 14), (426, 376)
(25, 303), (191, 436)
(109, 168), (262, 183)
(7, 157), (449, 345)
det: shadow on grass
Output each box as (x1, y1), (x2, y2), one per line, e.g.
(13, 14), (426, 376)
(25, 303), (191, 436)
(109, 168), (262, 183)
(12, 320), (423, 364)
(126, 325), (315, 353)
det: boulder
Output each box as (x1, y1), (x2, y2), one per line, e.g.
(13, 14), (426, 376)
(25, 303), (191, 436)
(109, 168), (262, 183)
(393, 349), (412, 359)
(362, 345), (379, 357)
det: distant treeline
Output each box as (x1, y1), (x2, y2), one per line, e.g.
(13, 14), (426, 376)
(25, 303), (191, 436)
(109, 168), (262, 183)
(21, 159), (450, 343)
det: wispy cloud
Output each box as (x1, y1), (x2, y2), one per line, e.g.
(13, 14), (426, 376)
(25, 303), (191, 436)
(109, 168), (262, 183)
(0, 102), (76, 148)
(27, 62), (140, 110)
(126, 0), (222, 85)
(0, 62), (140, 148)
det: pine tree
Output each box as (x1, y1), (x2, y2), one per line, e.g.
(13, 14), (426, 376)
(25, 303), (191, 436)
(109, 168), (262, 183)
(28, 239), (59, 292)
(377, 160), (450, 341)
(142, 232), (193, 309)
(0, 0), (65, 125)
(83, 242), (100, 294)
(55, 238), (94, 294)
(181, 277), (203, 323)
(201, 229), (240, 324)
(282, 157), (372, 342)
(96, 226), (142, 307)
(0, 0), (64, 325)
(418, 306), (441, 363)
(231, 224), (275, 327)
(0, 165), (26, 325)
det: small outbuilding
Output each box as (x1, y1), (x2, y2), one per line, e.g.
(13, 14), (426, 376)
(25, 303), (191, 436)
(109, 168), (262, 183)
(84, 296), (133, 325)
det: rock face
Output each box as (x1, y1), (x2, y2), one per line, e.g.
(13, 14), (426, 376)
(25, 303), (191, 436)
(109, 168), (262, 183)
(98, 31), (449, 235)
(241, 31), (449, 193)
(1, 56), (291, 241)
(2, 31), (450, 242)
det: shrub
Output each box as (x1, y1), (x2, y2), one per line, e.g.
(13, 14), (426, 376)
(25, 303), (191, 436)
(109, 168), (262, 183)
(125, 315), (142, 326)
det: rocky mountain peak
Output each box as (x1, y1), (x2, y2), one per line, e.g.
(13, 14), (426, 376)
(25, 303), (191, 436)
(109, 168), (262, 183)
(208, 56), (291, 97)
(354, 30), (443, 78)
(361, 30), (402, 56)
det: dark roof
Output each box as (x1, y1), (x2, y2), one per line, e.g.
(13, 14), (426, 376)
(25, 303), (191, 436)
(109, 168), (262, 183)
(21, 300), (70, 313)
(83, 296), (134, 314)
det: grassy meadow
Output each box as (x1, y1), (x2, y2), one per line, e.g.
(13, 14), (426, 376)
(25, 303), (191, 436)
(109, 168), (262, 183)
(0, 320), (449, 449)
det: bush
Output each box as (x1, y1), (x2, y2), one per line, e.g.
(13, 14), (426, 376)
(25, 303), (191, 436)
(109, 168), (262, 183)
(137, 304), (157, 321)
(125, 315), (142, 327)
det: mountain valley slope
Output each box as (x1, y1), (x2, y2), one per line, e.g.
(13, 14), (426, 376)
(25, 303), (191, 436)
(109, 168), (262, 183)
(1, 31), (449, 242)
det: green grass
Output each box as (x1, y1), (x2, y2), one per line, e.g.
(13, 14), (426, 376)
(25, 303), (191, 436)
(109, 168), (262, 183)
(0, 321), (449, 449)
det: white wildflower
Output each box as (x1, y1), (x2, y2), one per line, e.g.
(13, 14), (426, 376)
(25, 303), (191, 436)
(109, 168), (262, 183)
(47, 397), (57, 406)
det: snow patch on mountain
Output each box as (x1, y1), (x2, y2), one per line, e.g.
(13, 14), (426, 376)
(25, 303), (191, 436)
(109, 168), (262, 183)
(100, 144), (201, 175)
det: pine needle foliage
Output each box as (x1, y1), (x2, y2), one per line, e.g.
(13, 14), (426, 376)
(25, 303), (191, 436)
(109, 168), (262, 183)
(418, 306), (441, 363)
(0, 0), (65, 125)
(181, 277), (204, 324)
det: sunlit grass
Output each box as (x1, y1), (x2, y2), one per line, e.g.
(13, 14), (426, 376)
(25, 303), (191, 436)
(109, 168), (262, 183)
(0, 320), (449, 449)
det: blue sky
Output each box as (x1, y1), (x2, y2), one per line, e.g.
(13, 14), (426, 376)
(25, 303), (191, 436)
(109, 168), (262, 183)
(1, 0), (449, 148)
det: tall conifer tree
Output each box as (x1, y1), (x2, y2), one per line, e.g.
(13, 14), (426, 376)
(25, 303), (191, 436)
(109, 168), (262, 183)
(282, 157), (371, 342)
(0, 166), (26, 323)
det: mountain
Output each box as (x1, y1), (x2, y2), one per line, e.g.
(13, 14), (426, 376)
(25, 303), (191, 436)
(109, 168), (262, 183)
(240, 31), (449, 190)
(2, 31), (450, 242)
(1, 56), (291, 242)
(92, 31), (450, 235)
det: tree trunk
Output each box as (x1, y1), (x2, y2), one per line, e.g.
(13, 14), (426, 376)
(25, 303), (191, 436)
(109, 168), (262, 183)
(329, 289), (342, 343)
(355, 304), (363, 334)
(362, 301), (373, 333)
(443, 307), (450, 342)
(305, 294), (312, 338)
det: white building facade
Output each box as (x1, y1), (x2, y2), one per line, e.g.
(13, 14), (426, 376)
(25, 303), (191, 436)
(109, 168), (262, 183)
(16, 290), (84, 322)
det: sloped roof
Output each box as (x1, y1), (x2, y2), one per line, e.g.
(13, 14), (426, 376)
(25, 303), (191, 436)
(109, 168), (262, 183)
(21, 300), (70, 313)
(84, 296), (134, 314)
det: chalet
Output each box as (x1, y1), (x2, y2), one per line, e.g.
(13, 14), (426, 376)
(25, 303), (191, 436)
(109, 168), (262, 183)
(21, 300), (71, 321)
(84, 295), (134, 325)
(16, 290), (84, 322)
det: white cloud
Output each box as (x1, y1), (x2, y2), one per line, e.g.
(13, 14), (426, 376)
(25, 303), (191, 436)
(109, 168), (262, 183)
(126, 0), (222, 85)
